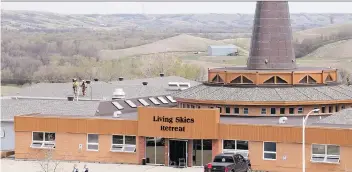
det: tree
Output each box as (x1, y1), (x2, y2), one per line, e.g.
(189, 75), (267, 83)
(338, 68), (352, 86)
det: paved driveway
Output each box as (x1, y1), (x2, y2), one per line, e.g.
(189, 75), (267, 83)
(1, 158), (203, 172)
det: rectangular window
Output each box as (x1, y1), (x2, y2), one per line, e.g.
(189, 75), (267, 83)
(298, 107), (304, 114)
(243, 108), (249, 115)
(217, 107), (222, 113)
(31, 132), (56, 149)
(234, 108), (239, 114)
(328, 106), (332, 113)
(87, 134), (99, 151)
(321, 106), (326, 113)
(289, 108), (294, 115)
(311, 144), (340, 163)
(314, 107), (319, 113)
(263, 142), (276, 160)
(191, 105), (195, 108)
(280, 108), (285, 115)
(222, 140), (249, 158)
(335, 105), (339, 112)
(187, 104), (190, 108)
(111, 135), (136, 153)
(197, 106), (201, 109)
(261, 108), (266, 115)
(270, 108), (276, 115)
(341, 105), (345, 110)
(225, 107), (231, 114)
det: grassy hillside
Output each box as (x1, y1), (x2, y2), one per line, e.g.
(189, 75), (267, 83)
(3, 10), (352, 33)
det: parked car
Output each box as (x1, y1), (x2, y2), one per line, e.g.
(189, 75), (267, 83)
(204, 153), (251, 172)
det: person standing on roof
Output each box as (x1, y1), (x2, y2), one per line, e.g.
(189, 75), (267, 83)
(81, 80), (87, 96)
(72, 164), (79, 172)
(82, 164), (89, 172)
(73, 79), (79, 96)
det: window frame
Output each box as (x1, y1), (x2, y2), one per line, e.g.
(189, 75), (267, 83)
(263, 141), (277, 161)
(243, 108), (249, 115)
(297, 107), (304, 114)
(111, 135), (136, 153)
(270, 108), (276, 115)
(225, 107), (231, 114)
(234, 107), (240, 115)
(311, 144), (340, 164)
(280, 107), (285, 115)
(261, 108), (267, 115)
(289, 107), (295, 115)
(87, 133), (99, 151)
(222, 140), (249, 158)
(31, 131), (56, 149)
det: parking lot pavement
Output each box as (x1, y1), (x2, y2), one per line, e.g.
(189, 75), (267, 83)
(0, 158), (203, 172)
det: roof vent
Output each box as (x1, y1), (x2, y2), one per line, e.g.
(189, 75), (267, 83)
(119, 77), (124, 81)
(112, 88), (126, 100)
(279, 117), (288, 124)
(142, 81), (148, 86)
(86, 80), (91, 84)
(113, 111), (122, 118)
(160, 73), (165, 77)
(94, 78), (99, 81)
(178, 82), (190, 90)
(168, 82), (180, 91)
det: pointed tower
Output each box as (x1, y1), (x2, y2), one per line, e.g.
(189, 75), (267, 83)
(247, 1), (296, 70)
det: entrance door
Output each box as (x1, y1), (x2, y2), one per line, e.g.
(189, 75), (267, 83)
(169, 140), (187, 167)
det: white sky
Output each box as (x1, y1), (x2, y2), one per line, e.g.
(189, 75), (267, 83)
(1, 2), (352, 14)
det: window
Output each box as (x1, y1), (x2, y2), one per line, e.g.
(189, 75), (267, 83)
(197, 106), (201, 109)
(289, 108), (294, 115)
(263, 142), (276, 160)
(298, 107), (304, 114)
(31, 132), (56, 149)
(149, 97), (161, 105)
(217, 107), (222, 113)
(234, 108), (239, 114)
(125, 100), (137, 108)
(157, 97), (169, 104)
(261, 108), (266, 115)
(87, 134), (99, 151)
(111, 135), (136, 153)
(182, 104), (186, 108)
(328, 106), (333, 113)
(335, 105), (339, 112)
(341, 105), (345, 110)
(166, 96), (177, 103)
(311, 144), (340, 163)
(112, 102), (124, 110)
(138, 99), (150, 106)
(270, 108), (276, 115)
(280, 108), (285, 115)
(314, 107), (319, 113)
(321, 106), (326, 113)
(222, 140), (249, 158)
(225, 107), (231, 114)
(243, 108), (248, 115)
(191, 105), (195, 108)
(187, 104), (190, 108)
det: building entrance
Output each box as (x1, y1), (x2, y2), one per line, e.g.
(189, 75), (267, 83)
(169, 139), (187, 167)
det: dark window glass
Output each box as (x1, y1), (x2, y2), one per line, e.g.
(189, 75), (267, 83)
(225, 107), (230, 113)
(289, 108), (294, 114)
(264, 142), (276, 152)
(243, 108), (249, 115)
(234, 108), (239, 114)
(280, 108), (285, 114)
(329, 106), (332, 113)
(213, 156), (234, 163)
(321, 106), (326, 113)
(270, 108), (276, 115)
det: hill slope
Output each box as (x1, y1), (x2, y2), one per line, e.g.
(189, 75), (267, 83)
(303, 39), (352, 59)
(3, 10), (352, 33)
(99, 34), (234, 58)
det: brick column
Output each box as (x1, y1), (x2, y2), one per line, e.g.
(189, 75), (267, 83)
(187, 140), (193, 167)
(137, 136), (146, 165)
(212, 139), (221, 160)
(164, 138), (169, 166)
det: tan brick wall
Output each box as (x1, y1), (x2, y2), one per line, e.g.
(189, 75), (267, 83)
(15, 132), (140, 164)
(211, 139), (221, 160)
(137, 136), (145, 164)
(164, 138), (169, 166)
(187, 140), (193, 167)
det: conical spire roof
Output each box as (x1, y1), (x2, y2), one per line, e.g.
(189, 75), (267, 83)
(247, 1), (296, 70)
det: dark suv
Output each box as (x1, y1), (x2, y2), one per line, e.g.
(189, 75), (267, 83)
(204, 153), (251, 172)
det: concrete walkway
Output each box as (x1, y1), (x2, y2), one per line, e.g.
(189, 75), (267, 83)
(0, 158), (203, 172)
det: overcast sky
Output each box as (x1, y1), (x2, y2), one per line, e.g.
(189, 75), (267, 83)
(2, 2), (352, 14)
